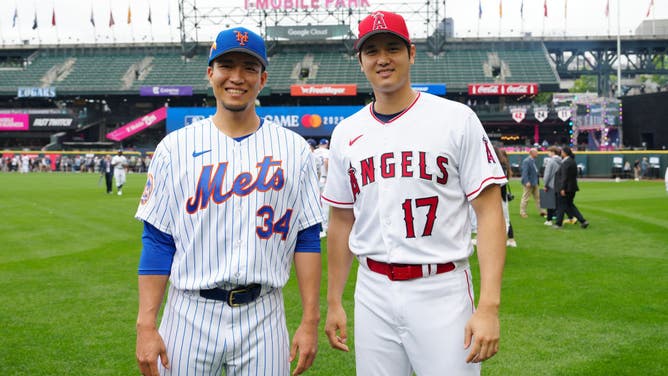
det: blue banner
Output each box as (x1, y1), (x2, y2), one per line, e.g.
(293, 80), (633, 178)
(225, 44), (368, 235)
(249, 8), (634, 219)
(167, 106), (363, 136)
(411, 83), (446, 95)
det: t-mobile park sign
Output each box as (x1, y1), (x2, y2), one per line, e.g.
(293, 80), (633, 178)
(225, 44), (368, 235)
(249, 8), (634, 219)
(244, 0), (370, 9)
(468, 83), (538, 96)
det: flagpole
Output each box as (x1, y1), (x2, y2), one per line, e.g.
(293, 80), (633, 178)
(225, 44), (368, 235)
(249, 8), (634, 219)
(34, 2), (41, 45)
(520, 1), (524, 36)
(652, 1), (656, 35)
(563, 0), (567, 37)
(616, 0), (621, 97)
(54, 1), (60, 45)
(129, 2), (134, 43)
(607, 1), (610, 36)
(92, 3), (97, 44)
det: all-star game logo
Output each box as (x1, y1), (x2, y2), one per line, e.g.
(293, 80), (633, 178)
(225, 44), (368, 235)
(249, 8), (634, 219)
(140, 173), (154, 205)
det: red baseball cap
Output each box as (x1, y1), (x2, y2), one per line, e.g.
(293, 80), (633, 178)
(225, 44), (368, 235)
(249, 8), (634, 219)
(355, 11), (411, 51)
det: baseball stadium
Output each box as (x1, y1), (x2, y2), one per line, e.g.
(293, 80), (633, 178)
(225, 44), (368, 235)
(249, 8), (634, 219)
(1, 0), (667, 375)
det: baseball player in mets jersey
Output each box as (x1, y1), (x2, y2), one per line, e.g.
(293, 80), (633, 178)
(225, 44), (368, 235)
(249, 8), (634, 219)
(323, 11), (507, 375)
(135, 27), (324, 376)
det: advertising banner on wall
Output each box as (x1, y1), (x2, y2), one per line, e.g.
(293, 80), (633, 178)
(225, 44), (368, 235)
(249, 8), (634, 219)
(468, 83), (538, 96)
(290, 84), (357, 96)
(411, 83), (446, 95)
(166, 106), (363, 136)
(140, 86), (193, 96)
(17, 87), (56, 98)
(29, 115), (77, 130)
(0, 114), (30, 131)
(245, 0), (370, 10)
(106, 107), (167, 141)
(266, 25), (350, 40)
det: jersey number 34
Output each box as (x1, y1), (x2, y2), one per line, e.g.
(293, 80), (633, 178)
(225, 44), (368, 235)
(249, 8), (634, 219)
(256, 206), (293, 240)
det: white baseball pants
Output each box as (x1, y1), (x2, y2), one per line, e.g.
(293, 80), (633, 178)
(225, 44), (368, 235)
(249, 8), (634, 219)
(354, 260), (481, 376)
(158, 285), (289, 376)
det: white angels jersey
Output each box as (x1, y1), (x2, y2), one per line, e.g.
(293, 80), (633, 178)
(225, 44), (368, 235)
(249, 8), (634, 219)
(135, 117), (324, 291)
(322, 92), (507, 264)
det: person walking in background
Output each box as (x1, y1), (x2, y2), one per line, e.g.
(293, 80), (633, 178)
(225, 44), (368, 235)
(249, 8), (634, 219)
(640, 157), (649, 179)
(100, 154), (114, 194)
(519, 148), (545, 218)
(313, 138), (330, 238)
(541, 146), (561, 226)
(323, 11), (506, 375)
(664, 166), (668, 193)
(553, 147), (589, 229)
(496, 147), (517, 247)
(134, 27), (324, 376)
(111, 150), (128, 195)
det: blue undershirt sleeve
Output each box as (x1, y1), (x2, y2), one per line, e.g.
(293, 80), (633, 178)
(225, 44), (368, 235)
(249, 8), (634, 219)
(294, 223), (322, 253)
(138, 221), (177, 275)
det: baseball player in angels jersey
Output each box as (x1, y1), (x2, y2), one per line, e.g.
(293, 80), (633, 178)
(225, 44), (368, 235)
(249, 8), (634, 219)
(135, 27), (324, 376)
(323, 11), (507, 375)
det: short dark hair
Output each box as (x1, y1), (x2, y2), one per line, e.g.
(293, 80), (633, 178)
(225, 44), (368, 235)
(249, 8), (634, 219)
(562, 146), (574, 158)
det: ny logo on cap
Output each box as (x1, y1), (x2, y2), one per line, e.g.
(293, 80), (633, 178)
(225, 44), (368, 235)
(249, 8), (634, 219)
(372, 12), (388, 30)
(235, 31), (249, 46)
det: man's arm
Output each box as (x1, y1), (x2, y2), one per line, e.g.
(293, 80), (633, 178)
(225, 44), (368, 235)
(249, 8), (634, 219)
(324, 207), (355, 352)
(136, 275), (170, 376)
(290, 251), (321, 375)
(466, 184), (506, 363)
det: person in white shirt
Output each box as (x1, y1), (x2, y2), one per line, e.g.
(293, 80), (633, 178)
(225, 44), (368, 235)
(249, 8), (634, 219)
(110, 150), (128, 195)
(313, 139), (330, 237)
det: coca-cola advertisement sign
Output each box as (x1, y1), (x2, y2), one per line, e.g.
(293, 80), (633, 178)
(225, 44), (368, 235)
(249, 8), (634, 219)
(468, 83), (539, 96)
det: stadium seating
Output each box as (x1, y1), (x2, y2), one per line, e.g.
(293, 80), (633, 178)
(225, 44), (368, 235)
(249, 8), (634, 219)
(0, 40), (559, 96)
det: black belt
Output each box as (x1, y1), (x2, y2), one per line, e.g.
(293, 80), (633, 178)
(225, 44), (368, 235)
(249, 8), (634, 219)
(199, 284), (262, 307)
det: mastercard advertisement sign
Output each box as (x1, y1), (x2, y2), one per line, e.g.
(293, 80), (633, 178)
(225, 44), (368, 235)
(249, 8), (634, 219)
(167, 106), (363, 136)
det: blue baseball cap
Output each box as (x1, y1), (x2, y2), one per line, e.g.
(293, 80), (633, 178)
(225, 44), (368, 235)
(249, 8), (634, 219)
(306, 138), (317, 147)
(208, 27), (268, 68)
(319, 138), (329, 145)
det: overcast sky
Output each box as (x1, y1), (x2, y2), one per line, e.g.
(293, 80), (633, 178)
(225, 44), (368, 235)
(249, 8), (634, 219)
(0, 0), (666, 45)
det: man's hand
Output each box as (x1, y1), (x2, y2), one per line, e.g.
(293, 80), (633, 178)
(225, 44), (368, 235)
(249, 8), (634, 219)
(463, 307), (500, 363)
(136, 325), (169, 376)
(324, 304), (349, 352)
(290, 321), (318, 375)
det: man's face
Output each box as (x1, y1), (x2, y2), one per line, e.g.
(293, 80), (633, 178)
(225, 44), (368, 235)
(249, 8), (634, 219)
(358, 33), (414, 95)
(207, 52), (267, 112)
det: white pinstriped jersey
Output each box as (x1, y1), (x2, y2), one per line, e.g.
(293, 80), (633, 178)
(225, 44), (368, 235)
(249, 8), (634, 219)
(322, 92), (507, 264)
(135, 117), (324, 291)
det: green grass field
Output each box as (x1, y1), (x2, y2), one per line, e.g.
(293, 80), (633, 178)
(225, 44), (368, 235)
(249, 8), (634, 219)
(0, 172), (666, 375)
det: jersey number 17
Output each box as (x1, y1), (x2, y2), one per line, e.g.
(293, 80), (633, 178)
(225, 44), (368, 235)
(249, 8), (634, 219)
(401, 196), (438, 238)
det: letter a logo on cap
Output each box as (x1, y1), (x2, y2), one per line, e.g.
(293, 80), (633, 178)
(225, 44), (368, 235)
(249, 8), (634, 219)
(235, 31), (249, 46)
(372, 12), (388, 30)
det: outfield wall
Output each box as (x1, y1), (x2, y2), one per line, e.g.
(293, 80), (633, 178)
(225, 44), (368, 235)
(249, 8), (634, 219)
(507, 151), (668, 179)
(3, 150), (667, 178)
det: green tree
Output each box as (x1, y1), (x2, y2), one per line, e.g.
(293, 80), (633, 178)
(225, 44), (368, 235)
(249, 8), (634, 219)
(570, 75), (597, 93)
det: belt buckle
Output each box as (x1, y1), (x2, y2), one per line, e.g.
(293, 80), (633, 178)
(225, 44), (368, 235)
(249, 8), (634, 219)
(227, 287), (247, 307)
(388, 264), (411, 281)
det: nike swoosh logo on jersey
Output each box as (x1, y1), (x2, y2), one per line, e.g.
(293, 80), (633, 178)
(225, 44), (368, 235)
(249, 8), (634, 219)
(192, 149), (212, 158)
(349, 134), (364, 146)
